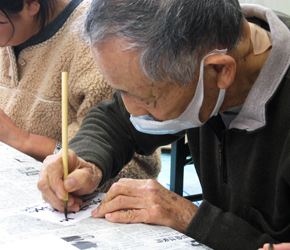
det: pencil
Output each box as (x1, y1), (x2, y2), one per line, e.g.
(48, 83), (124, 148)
(61, 72), (69, 219)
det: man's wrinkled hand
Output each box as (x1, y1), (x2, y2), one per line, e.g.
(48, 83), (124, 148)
(91, 178), (198, 233)
(37, 149), (103, 212)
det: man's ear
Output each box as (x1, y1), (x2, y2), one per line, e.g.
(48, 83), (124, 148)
(204, 54), (236, 89)
(24, 0), (40, 17)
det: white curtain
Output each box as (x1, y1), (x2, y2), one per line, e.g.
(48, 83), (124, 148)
(238, 0), (290, 15)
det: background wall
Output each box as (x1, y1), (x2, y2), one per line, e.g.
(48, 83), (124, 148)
(239, 0), (290, 15)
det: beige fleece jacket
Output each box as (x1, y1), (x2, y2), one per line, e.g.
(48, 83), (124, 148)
(0, 0), (161, 191)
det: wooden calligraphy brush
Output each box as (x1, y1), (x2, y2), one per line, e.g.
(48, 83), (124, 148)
(62, 72), (69, 219)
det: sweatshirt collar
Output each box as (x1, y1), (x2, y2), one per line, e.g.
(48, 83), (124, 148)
(229, 4), (290, 131)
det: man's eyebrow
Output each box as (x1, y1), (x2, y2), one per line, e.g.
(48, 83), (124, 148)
(118, 89), (140, 99)
(117, 89), (134, 97)
(117, 89), (151, 102)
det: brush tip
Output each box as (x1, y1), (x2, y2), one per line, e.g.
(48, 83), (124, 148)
(64, 200), (68, 219)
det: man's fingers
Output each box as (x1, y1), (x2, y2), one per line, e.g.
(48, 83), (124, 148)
(42, 192), (83, 212)
(103, 207), (170, 226)
(91, 178), (197, 232)
(64, 169), (92, 194)
(66, 195), (83, 212)
(39, 151), (102, 214)
(105, 209), (149, 224)
(64, 166), (101, 195)
(92, 194), (149, 218)
(38, 159), (67, 200)
(41, 188), (66, 212)
(93, 179), (162, 217)
(39, 177), (82, 212)
(38, 155), (84, 212)
(101, 179), (157, 204)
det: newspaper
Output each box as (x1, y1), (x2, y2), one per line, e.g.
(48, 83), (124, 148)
(0, 142), (212, 249)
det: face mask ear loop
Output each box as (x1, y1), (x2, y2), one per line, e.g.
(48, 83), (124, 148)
(204, 49), (228, 118)
(209, 88), (226, 117)
(197, 49), (228, 122)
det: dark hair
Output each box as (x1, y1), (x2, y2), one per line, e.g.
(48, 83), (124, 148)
(0, 0), (57, 29)
(85, 0), (244, 85)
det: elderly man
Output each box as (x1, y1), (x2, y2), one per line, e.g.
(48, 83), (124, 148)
(37, 0), (290, 249)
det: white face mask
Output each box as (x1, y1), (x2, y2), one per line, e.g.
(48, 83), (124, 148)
(130, 49), (227, 135)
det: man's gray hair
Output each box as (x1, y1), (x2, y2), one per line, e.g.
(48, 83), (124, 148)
(85, 0), (244, 85)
